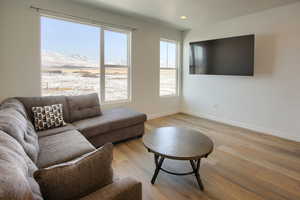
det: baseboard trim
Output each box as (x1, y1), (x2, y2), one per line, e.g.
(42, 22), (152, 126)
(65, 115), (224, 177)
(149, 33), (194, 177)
(147, 111), (179, 120)
(181, 110), (299, 142)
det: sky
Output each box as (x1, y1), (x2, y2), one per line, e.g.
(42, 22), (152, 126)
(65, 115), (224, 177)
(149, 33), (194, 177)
(41, 16), (176, 67)
(41, 16), (127, 65)
(160, 41), (176, 68)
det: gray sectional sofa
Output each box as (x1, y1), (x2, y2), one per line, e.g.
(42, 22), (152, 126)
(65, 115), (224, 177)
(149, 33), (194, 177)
(0, 93), (146, 200)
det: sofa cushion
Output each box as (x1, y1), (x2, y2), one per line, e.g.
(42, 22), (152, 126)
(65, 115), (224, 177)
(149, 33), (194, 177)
(0, 130), (43, 200)
(32, 104), (67, 131)
(37, 130), (95, 168)
(73, 108), (147, 138)
(17, 96), (71, 123)
(37, 123), (75, 138)
(0, 108), (39, 163)
(0, 98), (28, 118)
(34, 143), (113, 200)
(66, 93), (102, 122)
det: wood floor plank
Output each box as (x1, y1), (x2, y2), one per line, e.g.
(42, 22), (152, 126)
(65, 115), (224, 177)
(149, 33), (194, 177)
(112, 113), (300, 200)
(211, 149), (300, 200)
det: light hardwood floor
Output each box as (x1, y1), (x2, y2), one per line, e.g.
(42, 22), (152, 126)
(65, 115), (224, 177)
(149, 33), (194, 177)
(112, 113), (300, 200)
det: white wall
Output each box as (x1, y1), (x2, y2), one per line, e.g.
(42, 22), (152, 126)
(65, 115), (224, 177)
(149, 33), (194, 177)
(0, 0), (182, 119)
(182, 2), (300, 142)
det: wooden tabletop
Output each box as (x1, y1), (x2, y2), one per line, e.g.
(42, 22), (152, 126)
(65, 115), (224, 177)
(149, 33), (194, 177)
(143, 127), (214, 160)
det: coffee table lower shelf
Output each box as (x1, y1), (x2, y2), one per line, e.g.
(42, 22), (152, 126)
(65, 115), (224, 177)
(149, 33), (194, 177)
(150, 153), (205, 191)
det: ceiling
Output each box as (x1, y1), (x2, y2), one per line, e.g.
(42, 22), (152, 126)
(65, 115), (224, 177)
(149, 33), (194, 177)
(71, 0), (299, 30)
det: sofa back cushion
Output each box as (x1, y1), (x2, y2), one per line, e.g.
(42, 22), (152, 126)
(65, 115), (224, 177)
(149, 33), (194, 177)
(66, 93), (102, 122)
(0, 130), (43, 200)
(17, 96), (71, 123)
(0, 98), (28, 118)
(0, 108), (39, 163)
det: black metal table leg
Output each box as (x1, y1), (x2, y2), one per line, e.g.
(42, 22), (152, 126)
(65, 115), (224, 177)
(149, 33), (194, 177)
(190, 159), (204, 190)
(151, 154), (165, 184)
(150, 154), (205, 190)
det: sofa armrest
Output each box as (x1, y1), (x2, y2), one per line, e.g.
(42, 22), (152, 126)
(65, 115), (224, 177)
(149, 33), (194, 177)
(80, 177), (142, 200)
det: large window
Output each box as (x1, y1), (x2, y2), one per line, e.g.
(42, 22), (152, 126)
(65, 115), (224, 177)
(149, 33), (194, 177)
(41, 16), (131, 103)
(160, 39), (178, 96)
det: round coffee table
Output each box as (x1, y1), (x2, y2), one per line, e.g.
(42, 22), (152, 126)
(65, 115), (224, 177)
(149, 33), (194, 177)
(143, 127), (214, 190)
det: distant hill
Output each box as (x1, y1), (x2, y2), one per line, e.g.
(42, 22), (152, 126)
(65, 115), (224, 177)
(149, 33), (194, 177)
(55, 65), (97, 69)
(42, 51), (98, 68)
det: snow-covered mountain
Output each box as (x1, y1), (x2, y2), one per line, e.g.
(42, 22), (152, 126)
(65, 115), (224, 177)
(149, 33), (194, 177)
(42, 51), (98, 68)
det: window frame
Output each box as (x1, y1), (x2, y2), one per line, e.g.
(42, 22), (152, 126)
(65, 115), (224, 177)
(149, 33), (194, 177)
(40, 14), (132, 104)
(159, 38), (180, 97)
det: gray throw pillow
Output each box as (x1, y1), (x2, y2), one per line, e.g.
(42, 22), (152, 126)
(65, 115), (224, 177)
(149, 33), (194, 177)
(32, 104), (66, 131)
(34, 143), (113, 200)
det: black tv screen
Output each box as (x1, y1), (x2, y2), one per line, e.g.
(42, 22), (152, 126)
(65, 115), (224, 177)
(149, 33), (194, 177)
(189, 34), (254, 76)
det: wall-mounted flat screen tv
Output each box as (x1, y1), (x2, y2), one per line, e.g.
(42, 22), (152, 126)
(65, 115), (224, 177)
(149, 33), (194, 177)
(189, 34), (254, 76)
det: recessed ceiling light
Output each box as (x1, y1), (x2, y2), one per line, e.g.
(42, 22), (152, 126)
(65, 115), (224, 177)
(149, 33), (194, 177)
(180, 16), (188, 20)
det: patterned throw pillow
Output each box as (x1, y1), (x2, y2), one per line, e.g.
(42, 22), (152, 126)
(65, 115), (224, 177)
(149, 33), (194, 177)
(32, 104), (66, 131)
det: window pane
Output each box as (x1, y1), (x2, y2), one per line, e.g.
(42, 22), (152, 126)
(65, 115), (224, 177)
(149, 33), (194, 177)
(167, 42), (176, 68)
(104, 30), (128, 65)
(160, 40), (177, 96)
(160, 69), (176, 96)
(105, 67), (128, 101)
(160, 41), (167, 68)
(41, 17), (100, 96)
